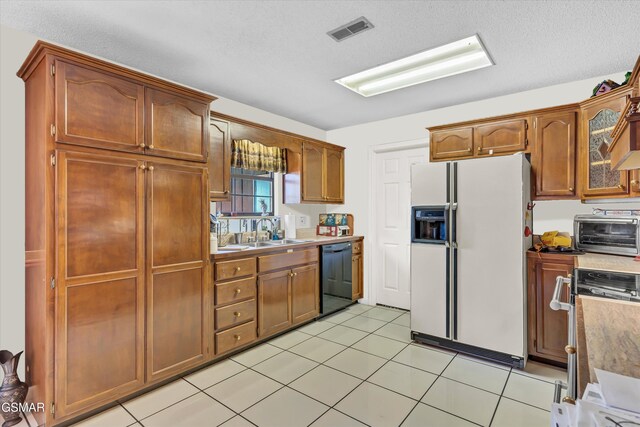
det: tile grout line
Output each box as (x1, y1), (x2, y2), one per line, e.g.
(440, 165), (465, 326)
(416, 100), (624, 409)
(488, 368), (513, 427)
(396, 350), (488, 427)
(233, 312), (409, 426)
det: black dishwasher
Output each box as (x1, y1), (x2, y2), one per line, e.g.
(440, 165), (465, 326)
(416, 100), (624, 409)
(320, 242), (354, 316)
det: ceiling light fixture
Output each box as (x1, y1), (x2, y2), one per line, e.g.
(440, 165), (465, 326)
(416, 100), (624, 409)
(335, 34), (494, 97)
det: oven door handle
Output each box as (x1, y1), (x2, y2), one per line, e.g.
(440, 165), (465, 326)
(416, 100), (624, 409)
(578, 218), (638, 224)
(550, 276), (572, 311)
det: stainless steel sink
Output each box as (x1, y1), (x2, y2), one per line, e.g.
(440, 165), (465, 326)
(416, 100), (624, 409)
(265, 239), (311, 245)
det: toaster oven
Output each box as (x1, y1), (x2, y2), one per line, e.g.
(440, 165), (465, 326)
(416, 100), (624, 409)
(574, 214), (640, 256)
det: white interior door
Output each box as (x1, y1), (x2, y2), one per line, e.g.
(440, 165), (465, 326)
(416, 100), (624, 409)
(374, 148), (426, 309)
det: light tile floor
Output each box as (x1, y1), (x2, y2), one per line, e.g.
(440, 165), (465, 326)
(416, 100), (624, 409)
(22, 303), (565, 427)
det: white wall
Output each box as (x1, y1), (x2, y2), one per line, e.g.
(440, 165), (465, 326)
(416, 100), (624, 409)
(327, 71), (639, 304)
(0, 24), (326, 369)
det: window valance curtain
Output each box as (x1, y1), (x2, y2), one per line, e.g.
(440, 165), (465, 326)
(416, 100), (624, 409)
(231, 139), (287, 173)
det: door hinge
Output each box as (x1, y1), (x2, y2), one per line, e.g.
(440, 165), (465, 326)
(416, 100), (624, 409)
(524, 139), (528, 148)
(525, 121), (529, 130)
(50, 402), (55, 415)
(51, 64), (55, 76)
(50, 154), (56, 167)
(50, 124), (56, 136)
(50, 277), (55, 289)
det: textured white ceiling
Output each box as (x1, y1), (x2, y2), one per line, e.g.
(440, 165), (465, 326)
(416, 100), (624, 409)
(1, 1), (638, 130)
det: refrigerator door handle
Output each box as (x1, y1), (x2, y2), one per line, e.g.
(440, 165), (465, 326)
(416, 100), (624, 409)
(444, 241), (450, 248)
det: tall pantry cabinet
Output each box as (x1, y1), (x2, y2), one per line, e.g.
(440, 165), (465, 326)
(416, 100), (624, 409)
(20, 42), (215, 426)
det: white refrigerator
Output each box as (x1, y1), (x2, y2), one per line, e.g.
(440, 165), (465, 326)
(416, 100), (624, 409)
(410, 153), (532, 368)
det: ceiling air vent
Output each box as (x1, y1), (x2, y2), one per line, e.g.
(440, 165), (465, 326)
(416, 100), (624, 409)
(327, 16), (374, 42)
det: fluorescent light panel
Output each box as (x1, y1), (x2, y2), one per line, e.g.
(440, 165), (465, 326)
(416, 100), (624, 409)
(335, 34), (493, 97)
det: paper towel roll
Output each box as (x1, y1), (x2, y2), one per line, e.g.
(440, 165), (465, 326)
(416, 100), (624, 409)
(284, 214), (296, 239)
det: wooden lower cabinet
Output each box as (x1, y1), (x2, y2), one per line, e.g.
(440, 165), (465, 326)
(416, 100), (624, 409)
(291, 264), (320, 324)
(351, 238), (364, 300)
(258, 269), (293, 336)
(352, 254), (363, 300)
(527, 252), (574, 366)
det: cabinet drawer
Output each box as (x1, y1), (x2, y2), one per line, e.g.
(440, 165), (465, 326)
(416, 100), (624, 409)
(215, 277), (256, 305)
(352, 240), (363, 255)
(215, 299), (256, 330)
(216, 321), (257, 355)
(215, 258), (256, 281)
(258, 248), (318, 273)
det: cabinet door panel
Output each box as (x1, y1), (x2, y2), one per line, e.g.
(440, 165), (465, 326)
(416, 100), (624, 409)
(145, 88), (209, 162)
(430, 128), (474, 161)
(474, 119), (527, 155)
(302, 143), (324, 202)
(291, 264), (319, 324)
(148, 268), (206, 379)
(209, 119), (231, 200)
(533, 112), (577, 198)
(352, 254), (363, 300)
(535, 262), (571, 362)
(632, 170), (640, 195)
(325, 149), (344, 203)
(258, 270), (292, 337)
(582, 96), (629, 197)
(146, 161), (209, 381)
(55, 61), (144, 153)
(55, 151), (144, 418)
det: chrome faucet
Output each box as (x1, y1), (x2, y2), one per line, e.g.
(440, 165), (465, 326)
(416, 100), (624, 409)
(255, 218), (275, 241)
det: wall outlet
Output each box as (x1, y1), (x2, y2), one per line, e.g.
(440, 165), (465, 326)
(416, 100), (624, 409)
(296, 215), (309, 228)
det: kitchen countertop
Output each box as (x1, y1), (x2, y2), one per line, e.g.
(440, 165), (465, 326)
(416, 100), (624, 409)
(575, 252), (640, 274)
(211, 235), (364, 260)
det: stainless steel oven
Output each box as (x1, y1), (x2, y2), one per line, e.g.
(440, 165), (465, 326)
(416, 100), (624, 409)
(574, 215), (640, 256)
(550, 268), (640, 403)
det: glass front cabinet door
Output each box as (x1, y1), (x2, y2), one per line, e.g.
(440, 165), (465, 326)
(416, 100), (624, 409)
(581, 94), (629, 198)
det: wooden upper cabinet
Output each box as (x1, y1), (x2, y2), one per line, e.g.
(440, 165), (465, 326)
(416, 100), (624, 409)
(291, 263), (319, 324)
(208, 118), (231, 201)
(146, 160), (209, 382)
(54, 151), (145, 418)
(302, 143), (325, 202)
(301, 143), (345, 203)
(430, 127), (473, 161)
(258, 270), (292, 337)
(580, 93), (630, 198)
(474, 118), (528, 156)
(325, 148), (344, 202)
(145, 87), (209, 162)
(532, 111), (577, 199)
(632, 169), (640, 195)
(55, 60), (144, 153)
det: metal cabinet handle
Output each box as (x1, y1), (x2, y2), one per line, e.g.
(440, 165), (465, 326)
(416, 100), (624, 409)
(148, 166), (154, 171)
(569, 187), (574, 192)
(140, 164), (146, 170)
(549, 276), (572, 311)
(235, 267), (241, 272)
(235, 288), (242, 295)
(234, 334), (241, 341)
(148, 144), (155, 149)
(139, 143), (146, 148)
(234, 311), (241, 318)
